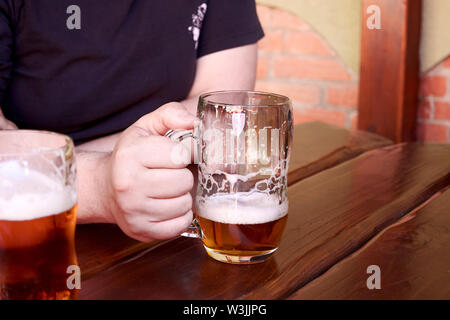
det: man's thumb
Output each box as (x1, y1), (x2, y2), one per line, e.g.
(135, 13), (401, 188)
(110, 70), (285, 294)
(134, 102), (196, 136)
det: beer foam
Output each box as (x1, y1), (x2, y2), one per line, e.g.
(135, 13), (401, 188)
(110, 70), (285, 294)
(0, 161), (76, 221)
(196, 192), (288, 225)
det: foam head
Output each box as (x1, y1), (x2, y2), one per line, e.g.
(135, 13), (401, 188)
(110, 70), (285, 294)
(0, 161), (76, 221)
(196, 192), (288, 225)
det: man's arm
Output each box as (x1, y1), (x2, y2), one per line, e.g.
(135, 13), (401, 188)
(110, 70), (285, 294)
(76, 151), (115, 223)
(76, 43), (258, 153)
(0, 108), (17, 129)
(184, 42), (258, 113)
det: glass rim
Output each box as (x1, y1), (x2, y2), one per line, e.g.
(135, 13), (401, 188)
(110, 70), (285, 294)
(199, 90), (291, 107)
(0, 129), (74, 158)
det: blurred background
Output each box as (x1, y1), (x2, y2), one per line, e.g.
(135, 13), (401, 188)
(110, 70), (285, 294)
(254, 0), (450, 143)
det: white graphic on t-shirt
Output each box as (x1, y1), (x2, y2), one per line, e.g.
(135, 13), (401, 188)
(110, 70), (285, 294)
(188, 3), (207, 50)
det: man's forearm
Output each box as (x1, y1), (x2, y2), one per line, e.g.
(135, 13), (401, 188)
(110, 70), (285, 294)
(76, 132), (121, 153)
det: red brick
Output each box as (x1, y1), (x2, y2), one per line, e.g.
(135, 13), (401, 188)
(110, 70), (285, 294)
(258, 30), (283, 52)
(434, 101), (450, 121)
(256, 5), (272, 30)
(350, 113), (359, 130)
(420, 76), (447, 97)
(417, 99), (432, 120)
(326, 85), (359, 108)
(443, 56), (450, 68)
(293, 108), (347, 127)
(417, 122), (448, 143)
(256, 57), (269, 80)
(271, 8), (309, 31)
(255, 81), (320, 104)
(274, 56), (352, 81)
(283, 31), (333, 56)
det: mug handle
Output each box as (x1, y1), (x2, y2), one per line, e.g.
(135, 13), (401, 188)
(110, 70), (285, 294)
(164, 129), (203, 239)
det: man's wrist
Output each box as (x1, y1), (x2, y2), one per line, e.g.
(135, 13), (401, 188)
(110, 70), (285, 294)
(76, 132), (121, 153)
(75, 150), (117, 224)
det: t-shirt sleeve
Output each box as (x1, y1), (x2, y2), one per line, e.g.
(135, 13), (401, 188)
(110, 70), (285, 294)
(197, 0), (264, 58)
(0, 1), (13, 104)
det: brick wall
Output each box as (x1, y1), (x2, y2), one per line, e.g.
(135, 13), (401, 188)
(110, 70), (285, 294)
(255, 4), (450, 143)
(255, 5), (359, 130)
(417, 57), (450, 143)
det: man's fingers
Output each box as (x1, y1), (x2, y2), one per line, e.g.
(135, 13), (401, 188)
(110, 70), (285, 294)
(140, 136), (191, 168)
(115, 135), (191, 169)
(138, 168), (194, 198)
(135, 102), (196, 136)
(144, 192), (193, 222)
(125, 209), (193, 242)
(145, 209), (193, 240)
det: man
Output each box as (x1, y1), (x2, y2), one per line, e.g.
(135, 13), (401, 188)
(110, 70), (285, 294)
(0, 0), (263, 242)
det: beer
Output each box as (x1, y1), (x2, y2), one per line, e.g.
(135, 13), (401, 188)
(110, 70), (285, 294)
(0, 167), (78, 300)
(196, 192), (288, 263)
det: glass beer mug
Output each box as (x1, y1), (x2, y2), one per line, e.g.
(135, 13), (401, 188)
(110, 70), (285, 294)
(167, 91), (293, 264)
(0, 130), (78, 300)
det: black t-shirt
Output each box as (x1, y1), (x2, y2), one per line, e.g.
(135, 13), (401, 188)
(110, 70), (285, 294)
(0, 0), (263, 144)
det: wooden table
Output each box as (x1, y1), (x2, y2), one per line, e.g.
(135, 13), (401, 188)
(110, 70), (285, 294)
(75, 122), (450, 300)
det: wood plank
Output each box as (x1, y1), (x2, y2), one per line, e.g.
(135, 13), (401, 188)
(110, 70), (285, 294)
(290, 187), (450, 300)
(288, 122), (391, 183)
(75, 121), (392, 279)
(358, 0), (422, 142)
(78, 143), (450, 299)
(75, 224), (163, 280)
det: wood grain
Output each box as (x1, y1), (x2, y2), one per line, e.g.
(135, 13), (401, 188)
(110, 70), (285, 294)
(358, 0), (422, 142)
(75, 122), (392, 280)
(78, 143), (450, 299)
(288, 122), (391, 183)
(290, 187), (450, 300)
(75, 224), (163, 280)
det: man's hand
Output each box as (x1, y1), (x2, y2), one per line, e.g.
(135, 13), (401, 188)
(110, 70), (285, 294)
(105, 102), (196, 242)
(0, 108), (17, 130)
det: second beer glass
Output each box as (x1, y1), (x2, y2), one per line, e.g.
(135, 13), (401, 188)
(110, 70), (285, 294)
(168, 91), (293, 264)
(0, 130), (78, 300)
